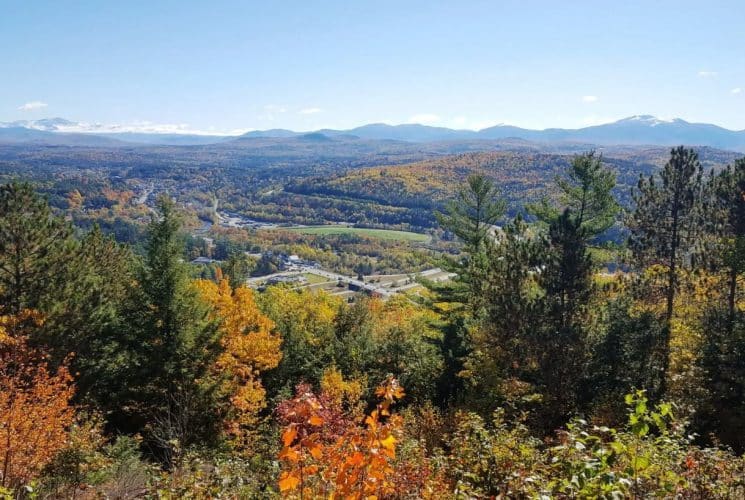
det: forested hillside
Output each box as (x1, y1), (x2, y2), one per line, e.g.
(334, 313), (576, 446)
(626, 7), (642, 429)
(286, 148), (738, 229)
(3, 147), (745, 497)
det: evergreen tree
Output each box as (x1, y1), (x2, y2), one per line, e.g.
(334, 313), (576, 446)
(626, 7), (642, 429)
(591, 294), (668, 419)
(435, 174), (505, 312)
(537, 210), (594, 423)
(530, 151), (619, 237)
(0, 184), (140, 407)
(430, 175), (505, 405)
(333, 298), (378, 379)
(529, 153), (618, 424)
(542, 210), (593, 329)
(629, 146), (704, 323)
(63, 226), (139, 406)
(628, 147), (703, 393)
(464, 216), (544, 413)
(527, 152), (619, 332)
(120, 196), (221, 462)
(708, 158), (745, 324)
(0, 182), (74, 316)
(696, 309), (745, 452)
(694, 158), (745, 451)
(437, 174), (506, 251)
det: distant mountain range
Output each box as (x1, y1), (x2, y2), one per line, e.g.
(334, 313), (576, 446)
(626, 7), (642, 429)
(2, 115), (745, 151)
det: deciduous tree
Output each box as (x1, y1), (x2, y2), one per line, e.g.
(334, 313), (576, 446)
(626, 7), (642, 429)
(195, 277), (281, 450)
(0, 312), (75, 491)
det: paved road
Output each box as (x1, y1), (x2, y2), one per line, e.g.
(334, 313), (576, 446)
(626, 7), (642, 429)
(135, 183), (154, 205)
(248, 266), (454, 299)
(301, 267), (394, 297)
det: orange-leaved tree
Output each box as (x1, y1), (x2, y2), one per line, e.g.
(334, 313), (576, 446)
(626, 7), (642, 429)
(194, 276), (282, 450)
(277, 376), (404, 499)
(0, 311), (75, 490)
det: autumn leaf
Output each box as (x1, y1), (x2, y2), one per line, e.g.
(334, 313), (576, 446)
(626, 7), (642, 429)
(348, 451), (364, 466)
(307, 442), (324, 460)
(282, 426), (298, 447)
(278, 447), (300, 463)
(380, 434), (396, 451)
(278, 472), (300, 492)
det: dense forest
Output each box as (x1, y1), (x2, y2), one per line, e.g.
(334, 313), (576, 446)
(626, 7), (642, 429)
(284, 148), (737, 229)
(4, 147), (745, 498)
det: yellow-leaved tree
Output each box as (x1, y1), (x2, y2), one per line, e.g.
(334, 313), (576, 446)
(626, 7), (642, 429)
(195, 277), (282, 451)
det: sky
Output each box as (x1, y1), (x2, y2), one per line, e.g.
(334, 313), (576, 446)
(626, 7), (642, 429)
(2, 0), (744, 134)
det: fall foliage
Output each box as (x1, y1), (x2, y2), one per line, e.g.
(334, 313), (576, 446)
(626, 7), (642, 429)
(4, 152), (745, 498)
(195, 276), (282, 450)
(0, 312), (75, 489)
(277, 377), (405, 499)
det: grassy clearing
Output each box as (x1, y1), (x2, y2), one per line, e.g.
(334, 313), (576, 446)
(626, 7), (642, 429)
(302, 272), (333, 284)
(282, 225), (430, 242)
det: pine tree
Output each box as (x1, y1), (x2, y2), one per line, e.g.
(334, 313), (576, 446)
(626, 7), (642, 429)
(528, 153), (618, 423)
(430, 175), (505, 405)
(694, 158), (745, 451)
(531, 151), (618, 328)
(0, 184), (139, 403)
(434, 174), (505, 312)
(530, 151), (619, 238)
(0, 182), (74, 316)
(463, 216), (544, 412)
(628, 146), (704, 393)
(63, 226), (138, 405)
(537, 210), (594, 425)
(708, 158), (745, 323)
(437, 174), (506, 251)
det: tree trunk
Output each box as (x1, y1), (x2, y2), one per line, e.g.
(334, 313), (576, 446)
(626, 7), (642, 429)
(728, 265), (738, 329)
(661, 200), (680, 397)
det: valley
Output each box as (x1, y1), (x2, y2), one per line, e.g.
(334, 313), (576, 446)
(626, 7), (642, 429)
(1, 127), (740, 283)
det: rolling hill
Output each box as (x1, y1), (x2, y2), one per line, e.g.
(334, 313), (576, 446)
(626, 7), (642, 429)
(283, 147), (741, 229)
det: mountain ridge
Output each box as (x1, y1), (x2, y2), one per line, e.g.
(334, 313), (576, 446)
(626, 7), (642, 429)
(2, 116), (745, 151)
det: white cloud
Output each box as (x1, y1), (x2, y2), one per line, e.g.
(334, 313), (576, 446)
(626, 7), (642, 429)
(698, 71), (718, 78)
(0, 117), (261, 136)
(407, 113), (441, 125)
(732, 87), (742, 94)
(582, 95), (598, 103)
(18, 101), (48, 111)
(48, 120), (235, 136)
(299, 107), (323, 115)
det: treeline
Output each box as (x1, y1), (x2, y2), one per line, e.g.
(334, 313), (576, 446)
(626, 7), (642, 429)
(2, 146), (745, 497)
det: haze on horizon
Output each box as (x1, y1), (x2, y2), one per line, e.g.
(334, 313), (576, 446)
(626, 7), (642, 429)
(2, 0), (744, 134)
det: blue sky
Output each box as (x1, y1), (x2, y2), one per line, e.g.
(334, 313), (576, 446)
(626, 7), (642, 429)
(2, 0), (744, 134)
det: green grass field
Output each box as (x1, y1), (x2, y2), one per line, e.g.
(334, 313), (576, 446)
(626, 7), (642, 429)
(301, 272), (333, 285)
(283, 226), (430, 242)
